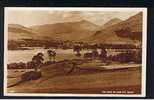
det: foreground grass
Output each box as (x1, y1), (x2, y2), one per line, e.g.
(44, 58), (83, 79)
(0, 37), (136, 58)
(7, 61), (141, 94)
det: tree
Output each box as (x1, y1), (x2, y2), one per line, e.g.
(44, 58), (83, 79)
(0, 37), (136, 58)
(92, 49), (99, 59)
(32, 52), (44, 71)
(47, 50), (56, 62)
(99, 47), (107, 62)
(73, 45), (82, 57)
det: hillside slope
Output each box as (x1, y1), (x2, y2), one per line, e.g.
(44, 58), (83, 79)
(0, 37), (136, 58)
(8, 24), (50, 41)
(30, 20), (98, 41)
(87, 12), (142, 44)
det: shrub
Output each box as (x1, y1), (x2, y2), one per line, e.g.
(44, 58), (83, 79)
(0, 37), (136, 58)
(21, 71), (42, 81)
(110, 52), (133, 63)
(109, 49), (142, 63)
(131, 49), (142, 63)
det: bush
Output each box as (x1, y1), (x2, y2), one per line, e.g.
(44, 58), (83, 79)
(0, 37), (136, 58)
(75, 53), (81, 57)
(110, 52), (133, 63)
(131, 49), (142, 63)
(21, 71), (42, 81)
(8, 62), (26, 69)
(109, 49), (142, 63)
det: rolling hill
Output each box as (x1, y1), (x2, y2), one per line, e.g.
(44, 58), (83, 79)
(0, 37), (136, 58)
(8, 24), (52, 41)
(30, 20), (98, 41)
(101, 18), (122, 29)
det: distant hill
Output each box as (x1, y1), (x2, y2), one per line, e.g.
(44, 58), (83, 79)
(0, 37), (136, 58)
(86, 12), (142, 44)
(101, 18), (122, 29)
(30, 20), (98, 41)
(8, 24), (52, 41)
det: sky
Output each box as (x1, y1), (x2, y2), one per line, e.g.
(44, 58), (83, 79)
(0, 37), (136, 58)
(7, 9), (140, 27)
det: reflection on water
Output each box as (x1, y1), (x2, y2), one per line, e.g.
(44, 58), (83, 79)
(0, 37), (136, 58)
(8, 48), (121, 64)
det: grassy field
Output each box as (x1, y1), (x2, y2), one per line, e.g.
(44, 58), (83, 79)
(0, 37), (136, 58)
(7, 60), (141, 94)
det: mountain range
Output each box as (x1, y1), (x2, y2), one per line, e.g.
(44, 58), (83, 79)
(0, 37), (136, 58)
(8, 12), (142, 44)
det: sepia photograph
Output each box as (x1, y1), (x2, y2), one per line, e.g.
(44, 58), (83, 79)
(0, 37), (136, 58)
(4, 7), (147, 97)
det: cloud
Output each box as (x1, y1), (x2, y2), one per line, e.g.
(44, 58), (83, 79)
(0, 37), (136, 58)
(8, 10), (140, 26)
